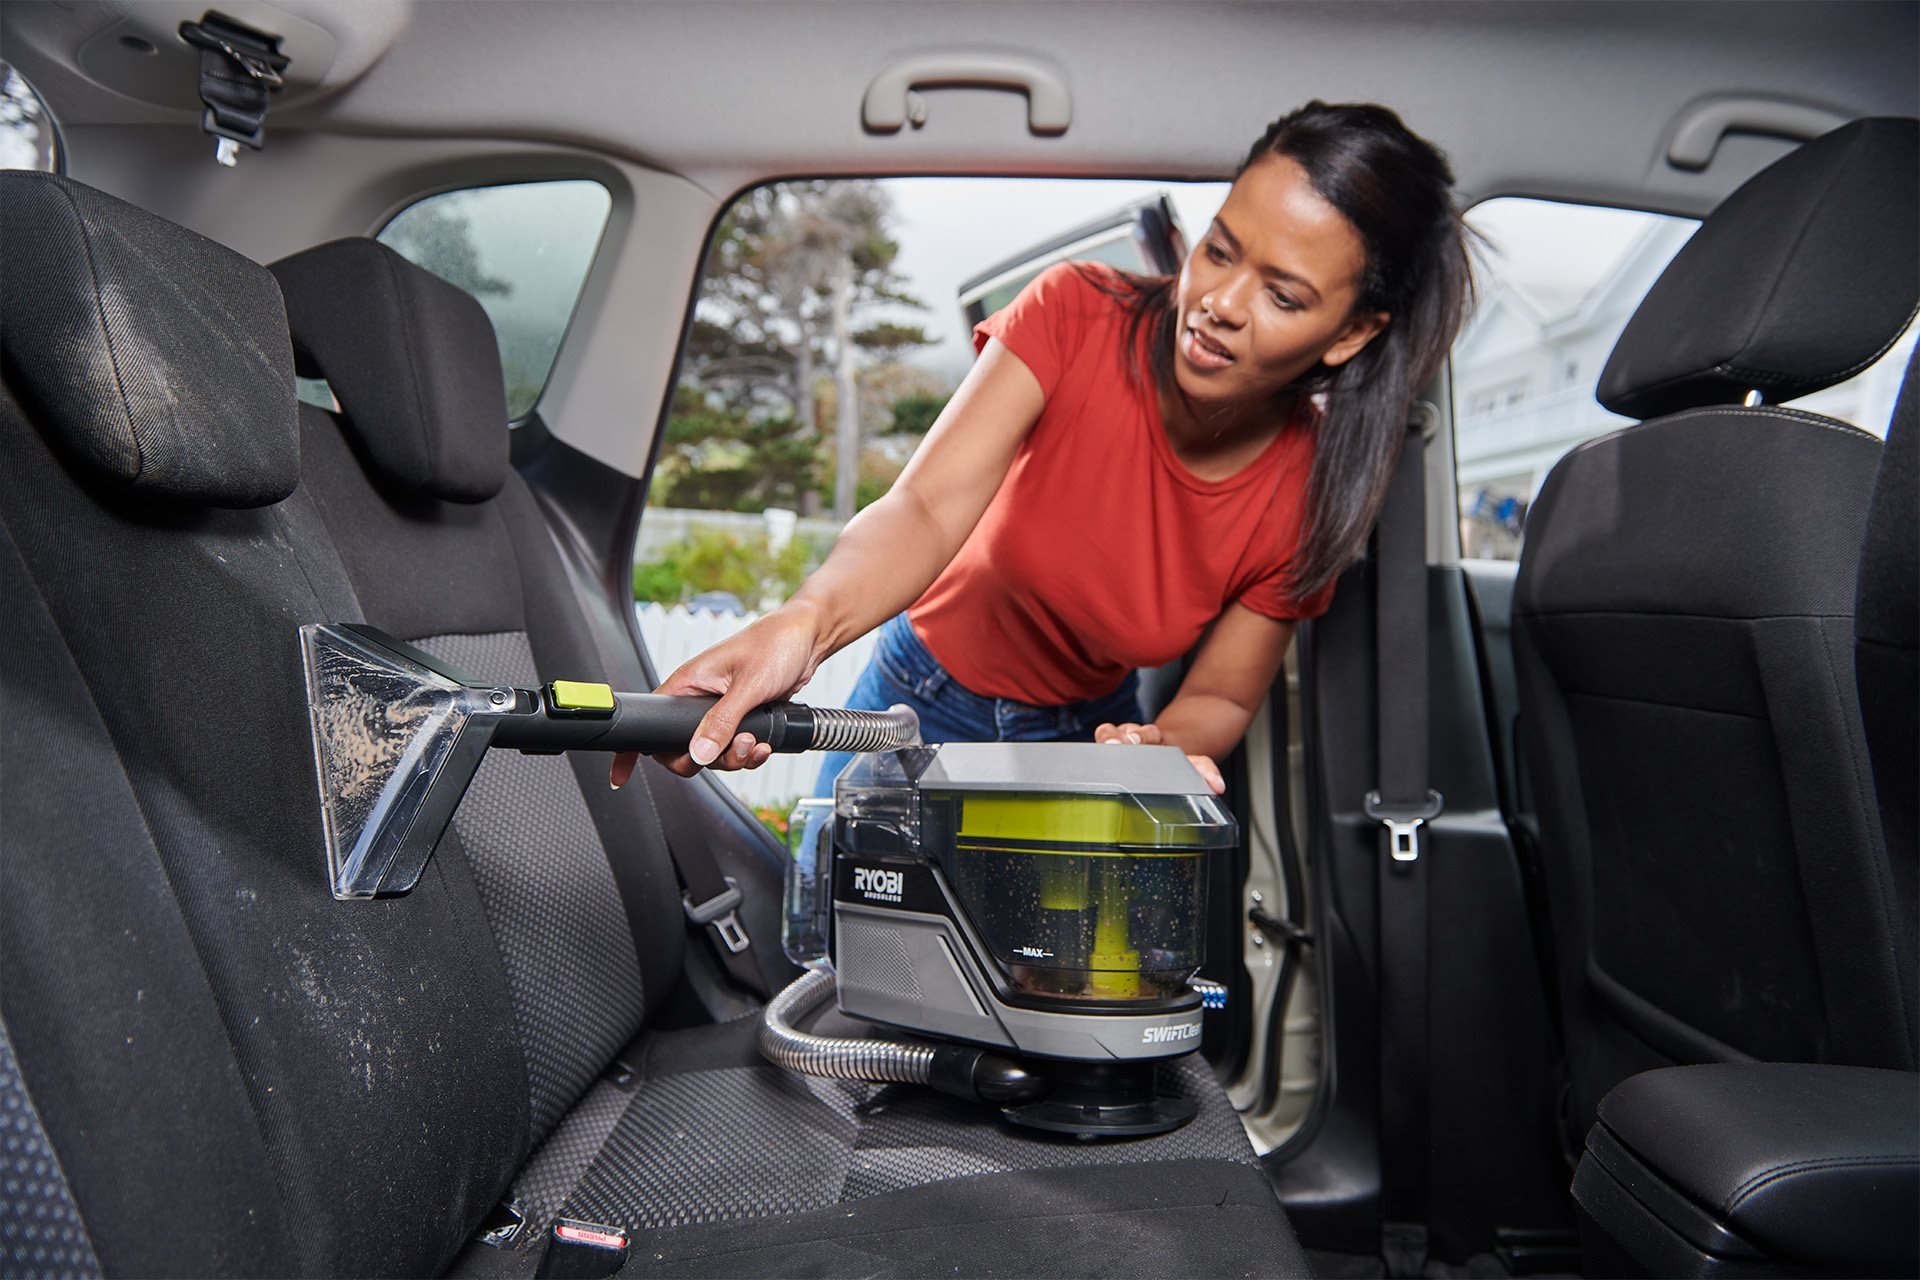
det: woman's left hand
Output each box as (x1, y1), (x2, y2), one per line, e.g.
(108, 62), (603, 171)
(1094, 722), (1225, 795)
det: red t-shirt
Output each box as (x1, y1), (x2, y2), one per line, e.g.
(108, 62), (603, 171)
(907, 263), (1333, 706)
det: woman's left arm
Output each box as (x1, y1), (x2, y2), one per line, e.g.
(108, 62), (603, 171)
(1095, 603), (1297, 780)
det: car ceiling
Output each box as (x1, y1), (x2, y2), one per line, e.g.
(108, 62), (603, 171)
(6, 0), (1916, 474)
(14, 1), (1918, 203)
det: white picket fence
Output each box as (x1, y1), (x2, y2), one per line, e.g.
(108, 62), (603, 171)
(636, 601), (879, 810)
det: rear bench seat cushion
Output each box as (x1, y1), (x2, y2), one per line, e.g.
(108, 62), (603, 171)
(457, 1015), (1302, 1279)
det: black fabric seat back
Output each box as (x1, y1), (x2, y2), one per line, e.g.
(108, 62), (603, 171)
(269, 238), (695, 1147)
(0, 173), (536, 1275)
(1512, 118), (1920, 1139)
(1854, 347), (1919, 1061)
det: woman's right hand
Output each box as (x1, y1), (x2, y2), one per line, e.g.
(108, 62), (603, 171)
(611, 600), (826, 786)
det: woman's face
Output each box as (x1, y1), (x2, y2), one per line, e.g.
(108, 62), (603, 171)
(1171, 152), (1389, 409)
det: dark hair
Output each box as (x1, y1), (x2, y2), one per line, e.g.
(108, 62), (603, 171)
(1085, 101), (1474, 602)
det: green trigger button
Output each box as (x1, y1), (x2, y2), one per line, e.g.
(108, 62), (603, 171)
(548, 680), (615, 717)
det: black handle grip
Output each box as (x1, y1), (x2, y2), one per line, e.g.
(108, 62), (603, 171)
(489, 692), (816, 755)
(606, 693), (816, 755)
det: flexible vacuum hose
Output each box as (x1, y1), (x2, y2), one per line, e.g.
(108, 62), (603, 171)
(759, 965), (935, 1083)
(804, 705), (923, 754)
(758, 964), (1049, 1103)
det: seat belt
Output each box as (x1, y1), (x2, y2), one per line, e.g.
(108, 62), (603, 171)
(1365, 421), (1444, 1278)
(511, 490), (771, 999)
(629, 761), (770, 997)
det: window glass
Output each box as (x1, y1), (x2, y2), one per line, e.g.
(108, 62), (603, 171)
(0, 63), (62, 174)
(378, 180), (611, 420)
(295, 376), (338, 413)
(639, 177), (1226, 812)
(1455, 197), (1916, 561)
(1454, 200), (1696, 560)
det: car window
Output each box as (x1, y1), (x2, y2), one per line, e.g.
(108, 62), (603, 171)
(373, 179), (612, 421)
(638, 176), (1226, 812)
(642, 178), (1225, 593)
(1456, 196), (1916, 561)
(0, 62), (62, 174)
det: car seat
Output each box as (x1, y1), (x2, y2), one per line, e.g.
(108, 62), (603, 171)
(0, 178), (1315, 1277)
(1511, 117), (1920, 1144)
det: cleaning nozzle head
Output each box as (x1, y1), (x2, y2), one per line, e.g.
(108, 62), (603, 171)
(300, 622), (922, 902)
(300, 623), (502, 900)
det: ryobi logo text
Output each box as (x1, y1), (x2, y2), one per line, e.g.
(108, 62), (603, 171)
(852, 867), (905, 903)
(1142, 1023), (1201, 1045)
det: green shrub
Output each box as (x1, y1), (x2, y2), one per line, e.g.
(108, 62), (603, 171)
(631, 557), (687, 603)
(889, 390), (949, 436)
(633, 527), (815, 608)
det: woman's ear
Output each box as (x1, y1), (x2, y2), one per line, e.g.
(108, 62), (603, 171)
(1321, 310), (1391, 369)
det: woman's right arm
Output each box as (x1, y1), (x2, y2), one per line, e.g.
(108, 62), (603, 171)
(628, 338), (1046, 780)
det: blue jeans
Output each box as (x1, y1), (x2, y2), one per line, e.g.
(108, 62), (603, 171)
(813, 613), (1142, 795)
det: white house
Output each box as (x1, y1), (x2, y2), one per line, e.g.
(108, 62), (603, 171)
(1453, 213), (1913, 559)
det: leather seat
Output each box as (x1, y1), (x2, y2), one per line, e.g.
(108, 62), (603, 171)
(1573, 1062), (1919, 1277)
(1512, 117), (1920, 1143)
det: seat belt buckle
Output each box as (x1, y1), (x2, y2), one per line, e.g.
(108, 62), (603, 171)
(683, 876), (750, 954)
(1364, 790), (1444, 863)
(536, 1219), (629, 1280)
(475, 1201), (528, 1249)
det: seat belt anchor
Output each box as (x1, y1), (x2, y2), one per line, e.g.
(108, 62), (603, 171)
(179, 13), (291, 165)
(683, 876), (750, 954)
(1364, 790), (1444, 863)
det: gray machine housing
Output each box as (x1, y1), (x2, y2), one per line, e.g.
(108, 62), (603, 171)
(829, 742), (1216, 1063)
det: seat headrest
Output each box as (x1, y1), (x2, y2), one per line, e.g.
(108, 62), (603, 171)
(1599, 117), (1920, 420)
(270, 239), (509, 503)
(0, 173), (298, 508)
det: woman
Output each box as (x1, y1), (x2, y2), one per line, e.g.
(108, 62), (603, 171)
(614, 101), (1473, 794)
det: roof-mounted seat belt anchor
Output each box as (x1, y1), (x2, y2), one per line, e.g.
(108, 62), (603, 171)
(1364, 790), (1444, 863)
(179, 12), (290, 167)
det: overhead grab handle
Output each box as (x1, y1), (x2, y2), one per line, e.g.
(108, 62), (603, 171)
(1666, 97), (1848, 171)
(862, 51), (1071, 136)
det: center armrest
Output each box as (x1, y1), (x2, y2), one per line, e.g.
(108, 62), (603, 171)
(1588, 1063), (1918, 1275)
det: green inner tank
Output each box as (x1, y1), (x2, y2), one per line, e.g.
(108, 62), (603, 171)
(922, 789), (1231, 1002)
